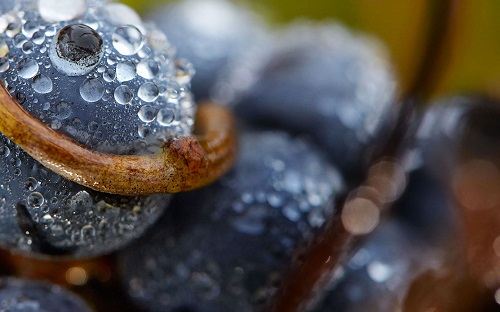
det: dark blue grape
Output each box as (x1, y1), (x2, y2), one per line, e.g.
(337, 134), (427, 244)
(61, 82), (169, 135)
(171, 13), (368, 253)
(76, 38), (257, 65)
(220, 22), (396, 180)
(119, 131), (344, 312)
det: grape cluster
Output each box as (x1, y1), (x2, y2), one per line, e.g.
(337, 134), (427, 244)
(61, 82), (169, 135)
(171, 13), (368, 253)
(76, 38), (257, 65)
(0, 0), (498, 311)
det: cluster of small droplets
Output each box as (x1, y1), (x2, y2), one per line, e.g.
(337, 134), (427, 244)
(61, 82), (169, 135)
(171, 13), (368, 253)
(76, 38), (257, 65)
(0, 0), (196, 155)
(220, 132), (344, 234)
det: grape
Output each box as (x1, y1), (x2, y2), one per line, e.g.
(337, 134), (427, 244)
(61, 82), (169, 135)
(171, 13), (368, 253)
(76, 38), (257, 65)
(0, 277), (91, 312)
(218, 22), (396, 181)
(0, 0), (195, 154)
(149, 0), (266, 100)
(119, 131), (344, 312)
(314, 219), (441, 312)
(0, 0), (200, 257)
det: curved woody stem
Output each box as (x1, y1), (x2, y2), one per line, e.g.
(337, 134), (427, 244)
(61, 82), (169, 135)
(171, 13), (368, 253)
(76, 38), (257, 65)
(0, 83), (237, 196)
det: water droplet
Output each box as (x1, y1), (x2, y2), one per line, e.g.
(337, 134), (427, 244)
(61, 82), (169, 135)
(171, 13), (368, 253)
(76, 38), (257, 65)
(6, 20), (21, 38)
(25, 177), (39, 191)
(54, 101), (72, 120)
(32, 74), (53, 94)
(137, 124), (152, 138)
(81, 224), (96, 240)
(157, 108), (175, 126)
(50, 24), (103, 76)
(116, 61), (136, 82)
(114, 85), (134, 105)
(138, 82), (159, 102)
(41, 214), (54, 225)
(69, 191), (93, 213)
(80, 78), (104, 102)
(38, 0), (86, 22)
(22, 21), (39, 38)
(137, 60), (159, 79)
(32, 30), (45, 45)
(22, 41), (35, 54)
(175, 59), (194, 85)
(27, 192), (45, 208)
(103, 67), (116, 82)
(138, 105), (157, 123)
(0, 57), (9, 72)
(0, 145), (10, 157)
(112, 25), (144, 56)
(17, 58), (39, 78)
(13, 34), (27, 48)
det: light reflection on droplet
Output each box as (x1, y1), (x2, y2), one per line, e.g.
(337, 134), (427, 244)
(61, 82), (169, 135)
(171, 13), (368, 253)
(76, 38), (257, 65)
(367, 261), (393, 283)
(38, 0), (86, 22)
(452, 159), (500, 211)
(341, 197), (379, 235)
(493, 236), (500, 258)
(365, 160), (406, 204)
(65, 267), (88, 286)
(112, 25), (144, 56)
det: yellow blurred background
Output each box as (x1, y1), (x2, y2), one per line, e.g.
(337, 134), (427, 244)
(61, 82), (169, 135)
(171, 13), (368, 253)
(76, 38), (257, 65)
(122, 0), (499, 100)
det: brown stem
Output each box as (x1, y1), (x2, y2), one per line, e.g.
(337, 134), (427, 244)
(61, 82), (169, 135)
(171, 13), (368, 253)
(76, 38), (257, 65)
(0, 84), (237, 195)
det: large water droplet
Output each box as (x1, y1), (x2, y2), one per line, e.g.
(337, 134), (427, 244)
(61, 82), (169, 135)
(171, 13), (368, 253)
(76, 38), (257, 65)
(0, 145), (10, 157)
(38, 0), (86, 22)
(137, 60), (159, 79)
(50, 24), (103, 76)
(32, 30), (45, 45)
(138, 105), (157, 123)
(25, 177), (39, 191)
(80, 78), (104, 102)
(114, 85), (134, 105)
(157, 108), (175, 126)
(27, 192), (45, 208)
(54, 101), (72, 120)
(112, 25), (144, 56)
(138, 82), (159, 102)
(22, 41), (35, 54)
(17, 58), (39, 79)
(32, 74), (53, 94)
(103, 67), (116, 82)
(22, 21), (40, 38)
(116, 61), (136, 82)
